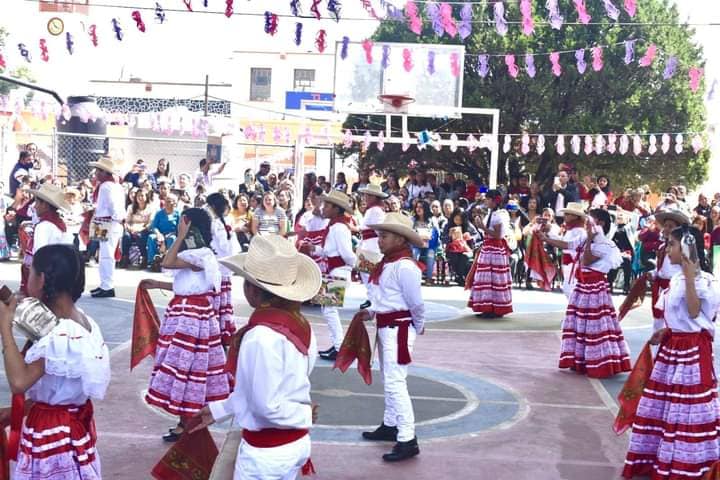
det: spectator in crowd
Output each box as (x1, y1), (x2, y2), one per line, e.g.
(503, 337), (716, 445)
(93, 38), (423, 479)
(238, 168), (264, 196)
(386, 195), (402, 213)
(9, 151), (34, 197)
(122, 189), (153, 267)
(351, 171), (370, 194)
(149, 158), (173, 189)
(406, 170), (433, 201)
(464, 177), (479, 202)
(443, 209), (478, 284)
(383, 172), (401, 197)
(546, 170), (579, 223)
(123, 159), (146, 188)
(277, 189), (294, 231)
(710, 206), (720, 270)
(252, 191), (287, 237)
(695, 193), (713, 233)
(229, 193), (253, 252)
(268, 173), (279, 191)
(255, 160), (272, 191)
(608, 211), (634, 295)
(412, 200), (439, 284)
(441, 199), (454, 221)
(431, 200), (448, 233)
(587, 175), (613, 207)
(195, 158), (227, 192)
(334, 172), (348, 193)
(176, 173), (194, 206)
(147, 193), (180, 264)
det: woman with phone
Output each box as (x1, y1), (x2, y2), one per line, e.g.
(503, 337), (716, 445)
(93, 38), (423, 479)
(141, 208), (231, 441)
(623, 226), (720, 479)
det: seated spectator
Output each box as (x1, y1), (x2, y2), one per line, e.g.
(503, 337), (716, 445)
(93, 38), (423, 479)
(443, 209), (478, 284)
(149, 158), (174, 189)
(229, 193), (253, 251)
(238, 168), (264, 196)
(252, 191), (287, 237)
(334, 172), (348, 193)
(383, 172), (401, 197)
(147, 193), (180, 264)
(351, 171), (370, 194)
(386, 195), (402, 213)
(123, 159), (146, 188)
(122, 189), (152, 267)
(412, 200), (440, 284)
(277, 189), (294, 231)
(694, 194), (712, 233)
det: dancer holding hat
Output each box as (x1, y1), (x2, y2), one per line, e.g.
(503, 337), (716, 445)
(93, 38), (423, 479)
(355, 212), (425, 462)
(191, 235), (322, 479)
(88, 156), (126, 298)
(357, 183), (388, 310)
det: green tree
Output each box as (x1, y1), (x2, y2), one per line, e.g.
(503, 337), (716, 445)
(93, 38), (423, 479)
(337, 0), (708, 191)
(0, 27), (36, 97)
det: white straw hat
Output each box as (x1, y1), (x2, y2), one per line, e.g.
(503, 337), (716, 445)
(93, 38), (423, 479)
(358, 184), (389, 199)
(30, 183), (71, 211)
(559, 202), (587, 219)
(88, 155), (123, 175)
(321, 190), (353, 212)
(368, 212), (424, 248)
(219, 235), (321, 302)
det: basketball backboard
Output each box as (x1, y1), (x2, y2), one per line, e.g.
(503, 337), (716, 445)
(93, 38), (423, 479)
(333, 41), (464, 119)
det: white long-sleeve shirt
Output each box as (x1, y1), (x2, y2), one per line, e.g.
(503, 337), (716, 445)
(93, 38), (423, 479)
(94, 182), (125, 222)
(209, 326), (317, 430)
(368, 258), (425, 333)
(33, 220), (72, 253)
(359, 206), (385, 253)
(314, 222), (356, 272)
(211, 217), (241, 277)
(658, 272), (720, 335)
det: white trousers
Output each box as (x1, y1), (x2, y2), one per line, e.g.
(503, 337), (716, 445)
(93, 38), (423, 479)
(321, 305), (343, 349)
(378, 324), (417, 442)
(561, 264), (576, 299)
(99, 223), (123, 290)
(234, 436), (311, 480)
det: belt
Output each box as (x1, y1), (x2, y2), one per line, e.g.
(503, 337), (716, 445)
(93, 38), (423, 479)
(325, 255), (347, 273)
(561, 254), (574, 265)
(243, 428), (315, 475)
(376, 310), (413, 365)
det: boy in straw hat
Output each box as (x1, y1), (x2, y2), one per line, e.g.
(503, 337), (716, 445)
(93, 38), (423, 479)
(537, 202), (588, 299)
(299, 190), (356, 361)
(354, 212), (425, 462)
(88, 156), (126, 298)
(190, 235), (321, 478)
(356, 183), (388, 309)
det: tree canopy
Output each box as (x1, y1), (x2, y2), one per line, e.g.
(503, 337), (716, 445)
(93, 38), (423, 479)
(337, 0), (708, 191)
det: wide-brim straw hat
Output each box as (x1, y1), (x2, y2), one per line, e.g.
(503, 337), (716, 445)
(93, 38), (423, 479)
(219, 235), (321, 303)
(358, 183), (388, 199)
(88, 155), (122, 175)
(559, 202), (587, 219)
(654, 208), (690, 226)
(321, 190), (353, 212)
(368, 212), (424, 248)
(30, 183), (71, 211)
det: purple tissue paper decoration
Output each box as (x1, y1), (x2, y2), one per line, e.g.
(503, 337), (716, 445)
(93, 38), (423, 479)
(494, 2), (508, 36)
(428, 51), (436, 75)
(327, 0), (341, 22)
(603, 0), (620, 21)
(520, 0), (534, 36)
(575, 49), (587, 74)
(505, 55), (519, 78)
(525, 54), (536, 78)
(459, 3), (473, 41)
(675, 134), (684, 154)
(570, 135), (581, 155)
(546, 0), (564, 30)
(290, 0), (300, 17)
(708, 79), (718, 101)
(340, 36), (349, 59)
(574, 0), (591, 24)
(477, 54), (490, 78)
(663, 56), (678, 79)
(661, 133), (670, 153)
(294, 23), (303, 46)
(550, 52), (562, 77)
(555, 135), (565, 155)
(624, 0), (637, 17)
(591, 47), (603, 72)
(624, 40), (636, 65)
(381, 45), (390, 69)
(427, 2), (444, 36)
(607, 134), (617, 154)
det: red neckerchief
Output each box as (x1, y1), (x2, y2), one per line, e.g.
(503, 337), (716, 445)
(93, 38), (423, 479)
(322, 215), (351, 246)
(92, 178), (115, 203)
(368, 245), (420, 285)
(38, 210), (66, 233)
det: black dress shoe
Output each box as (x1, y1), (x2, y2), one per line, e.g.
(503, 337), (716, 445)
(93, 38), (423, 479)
(318, 346), (335, 356)
(362, 423), (398, 442)
(319, 347), (337, 361)
(382, 437), (420, 462)
(162, 430), (181, 443)
(91, 288), (115, 298)
(360, 300), (371, 310)
(90, 287), (102, 294)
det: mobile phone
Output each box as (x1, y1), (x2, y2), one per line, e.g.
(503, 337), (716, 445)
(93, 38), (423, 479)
(554, 176), (560, 185)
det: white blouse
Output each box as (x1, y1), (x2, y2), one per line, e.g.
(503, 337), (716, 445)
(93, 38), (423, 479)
(658, 272), (720, 335)
(487, 209), (510, 239)
(164, 247), (221, 296)
(584, 233), (623, 274)
(210, 218), (241, 277)
(24, 316), (110, 405)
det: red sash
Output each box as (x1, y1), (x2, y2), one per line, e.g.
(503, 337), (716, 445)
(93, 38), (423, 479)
(319, 217), (352, 275)
(361, 229), (378, 240)
(561, 254), (574, 265)
(376, 310), (413, 365)
(243, 428), (315, 475)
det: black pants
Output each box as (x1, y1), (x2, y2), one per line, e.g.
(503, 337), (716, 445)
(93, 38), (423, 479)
(447, 252), (471, 283)
(608, 257), (632, 293)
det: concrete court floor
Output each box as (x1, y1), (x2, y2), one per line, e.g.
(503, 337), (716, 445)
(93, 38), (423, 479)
(0, 260), (691, 480)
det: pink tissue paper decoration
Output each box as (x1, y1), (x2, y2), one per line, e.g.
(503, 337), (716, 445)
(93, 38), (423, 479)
(439, 3), (458, 38)
(619, 134), (629, 154)
(257, 124), (266, 143)
(450, 133), (459, 152)
(591, 47), (603, 72)
(546, 0), (564, 30)
(525, 54), (536, 78)
(674, 134), (684, 154)
(691, 134), (703, 154)
(494, 2), (508, 36)
(458, 3), (473, 40)
(689, 67), (704, 93)
(536, 134), (546, 155)
(505, 55), (519, 79)
(284, 128), (292, 144)
(603, 0), (620, 21)
(632, 135), (642, 155)
(583, 135), (593, 155)
(575, 49), (587, 74)
(623, 0), (637, 17)
(595, 134), (605, 155)
(405, 1), (423, 35)
(521, 134), (530, 155)
(402, 139), (411, 152)
(550, 52), (562, 77)
(638, 44), (657, 68)
(403, 48), (414, 72)
(648, 135), (657, 155)
(273, 127), (282, 144)
(555, 135), (566, 155)
(520, 0), (534, 36)
(571, 135), (581, 155)
(661, 133), (670, 153)
(343, 129), (353, 148)
(451, 52), (461, 77)
(61, 104), (72, 121)
(466, 134), (478, 152)
(377, 131), (385, 151)
(432, 133), (443, 151)
(607, 134), (617, 154)
(362, 40), (373, 64)
(363, 131), (371, 150)
(503, 135), (511, 153)
(573, 0), (591, 24)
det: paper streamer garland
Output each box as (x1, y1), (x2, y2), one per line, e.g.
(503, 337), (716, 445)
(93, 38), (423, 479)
(661, 133), (670, 153)
(603, 0), (621, 21)
(131, 11), (146, 32)
(632, 135), (642, 155)
(556, 135), (565, 155)
(619, 134), (629, 154)
(648, 134), (657, 155)
(571, 135), (581, 154)
(440, 3), (458, 38)
(607, 134), (617, 154)
(624, 39), (636, 64)
(427, 2), (443, 36)
(477, 54), (490, 78)
(536, 134), (545, 155)
(112, 18), (123, 41)
(503, 135), (511, 153)
(675, 134), (683, 154)
(18, 43), (31, 62)
(583, 135), (593, 155)
(89, 25), (98, 46)
(689, 67), (704, 92)
(66, 32), (74, 55)
(574, 0), (591, 24)
(155, 3), (166, 23)
(340, 36), (349, 59)
(405, 1), (423, 35)
(663, 56), (678, 79)
(549, 52), (562, 77)
(327, 0), (341, 22)
(264, 12), (279, 35)
(450, 52), (461, 77)
(224, 0), (233, 18)
(624, 0), (637, 17)
(638, 44), (657, 67)
(381, 44), (390, 69)
(290, 0), (300, 17)
(310, 0), (321, 20)
(591, 47), (603, 71)
(295, 23), (303, 46)
(428, 50), (436, 75)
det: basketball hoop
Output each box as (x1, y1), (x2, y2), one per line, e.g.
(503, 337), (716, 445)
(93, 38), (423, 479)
(378, 94), (415, 114)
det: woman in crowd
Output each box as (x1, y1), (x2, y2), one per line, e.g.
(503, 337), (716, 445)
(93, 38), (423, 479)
(441, 199), (454, 221)
(229, 193), (253, 252)
(122, 189), (153, 267)
(521, 197), (540, 228)
(383, 172), (401, 197)
(0, 244), (110, 479)
(412, 200), (440, 284)
(142, 208), (231, 441)
(147, 193), (180, 264)
(443, 208), (478, 285)
(277, 189), (294, 231)
(238, 168), (264, 196)
(251, 191), (287, 237)
(150, 158), (173, 189)
(587, 175), (613, 208)
(351, 170), (370, 193)
(0, 183), (10, 260)
(623, 226), (720, 479)
(711, 206), (720, 271)
(468, 190), (513, 318)
(558, 209), (631, 378)
(334, 172), (348, 193)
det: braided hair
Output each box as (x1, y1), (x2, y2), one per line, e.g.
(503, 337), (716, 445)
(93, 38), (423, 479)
(206, 192), (231, 240)
(181, 208), (214, 250)
(32, 244), (85, 303)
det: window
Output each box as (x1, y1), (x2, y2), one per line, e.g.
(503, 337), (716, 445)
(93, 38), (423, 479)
(250, 68), (272, 102)
(293, 69), (316, 91)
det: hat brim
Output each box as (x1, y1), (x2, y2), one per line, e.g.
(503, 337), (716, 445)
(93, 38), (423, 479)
(88, 161), (118, 174)
(559, 208), (587, 219)
(654, 211), (690, 226)
(321, 195), (352, 212)
(357, 187), (388, 199)
(219, 253), (322, 303)
(30, 189), (71, 211)
(368, 223), (425, 248)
